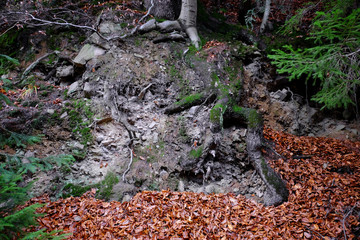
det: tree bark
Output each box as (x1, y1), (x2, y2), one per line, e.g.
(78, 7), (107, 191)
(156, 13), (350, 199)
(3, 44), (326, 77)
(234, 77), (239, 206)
(140, 0), (200, 49)
(260, 0), (271, 33)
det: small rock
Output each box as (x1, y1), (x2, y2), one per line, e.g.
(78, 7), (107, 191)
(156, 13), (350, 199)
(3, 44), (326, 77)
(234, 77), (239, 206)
(335, 124), (346, 131)
(72, 142), (85, 150)
(47, 109), (55, 114)
(83, 82), (93, 98)
(60, 112), (68, 119)
(74, 215), (82, 222)
(350, 129), (358, 135)
(178, 180), (185, 192)
(134, 53), (145, 59)
(205, 184), (215, 193)
(56, 65), (74, 78)
(122, 194), (132, 203)
(159, 169), (169, 180)
(73, 44), (106, 65)
(149, 122), (157, 129)
(68, 81), (80, 94)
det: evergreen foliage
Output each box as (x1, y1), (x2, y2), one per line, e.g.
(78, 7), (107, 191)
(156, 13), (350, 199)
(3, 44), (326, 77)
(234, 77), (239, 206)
(0, 129), (42, 149)
(0, 153), (74, 239)
(269, 5), (360, 111)
(0, 54), (19, 110)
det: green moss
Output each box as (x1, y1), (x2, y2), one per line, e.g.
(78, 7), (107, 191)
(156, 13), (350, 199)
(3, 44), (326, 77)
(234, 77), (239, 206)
(232, 106), (262, 128)
(62, 99), (94, 159)
(210, 103), (226, 124)
(189, 146), (203, 159)
(260, 157), (284, 195)
(120, 22), (128, 28)
(175, 93), (203, 106)
(62, 172), (119, 200)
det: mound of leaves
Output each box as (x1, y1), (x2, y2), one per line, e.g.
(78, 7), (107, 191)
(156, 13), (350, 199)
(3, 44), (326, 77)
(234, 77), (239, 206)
(26, 128), (359, 239)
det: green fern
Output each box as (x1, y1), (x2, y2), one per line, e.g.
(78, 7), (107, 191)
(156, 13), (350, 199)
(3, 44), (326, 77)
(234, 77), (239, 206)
(0, 130), (42, 149)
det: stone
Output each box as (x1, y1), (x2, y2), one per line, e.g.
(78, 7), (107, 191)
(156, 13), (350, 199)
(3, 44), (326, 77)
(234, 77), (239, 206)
(73, 44), (106, 65)
(122, 194), (132, 203)
(47, 109), (55, 114)
(134, 53), (145, 59)
(335, 124), (346, 131)
(56, 65), (74, 78)
(72, 142), (85, 150)
(270, 89), (288, 101)
(88, 33), (111, 50)
(178, 180), (185, 192)
(99, 22), (122, 35)
(68, 81), (80, 94)
(159, 169), (169, 180)
(60, 112), (68, 119)
(83, 82), (93, 98)
(149, 122), (157, 129)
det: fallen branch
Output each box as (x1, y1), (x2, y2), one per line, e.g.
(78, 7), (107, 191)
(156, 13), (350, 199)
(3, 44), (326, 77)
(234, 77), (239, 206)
(138, 83), (153, 100)
(22, 51), (60, 79)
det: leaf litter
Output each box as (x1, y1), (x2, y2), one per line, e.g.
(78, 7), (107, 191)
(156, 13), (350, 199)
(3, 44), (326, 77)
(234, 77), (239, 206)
(25, 127), (359, 239)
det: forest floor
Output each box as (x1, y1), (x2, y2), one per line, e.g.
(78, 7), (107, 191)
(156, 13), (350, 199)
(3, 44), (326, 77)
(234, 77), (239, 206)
(24, 127), (360, 239)
(1, 1), (359, 239)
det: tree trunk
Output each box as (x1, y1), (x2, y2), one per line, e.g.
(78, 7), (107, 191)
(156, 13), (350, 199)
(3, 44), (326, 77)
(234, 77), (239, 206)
(178, 0), (200, 49)
(140, 0), (200, 49)
(260, 0), (271, 33)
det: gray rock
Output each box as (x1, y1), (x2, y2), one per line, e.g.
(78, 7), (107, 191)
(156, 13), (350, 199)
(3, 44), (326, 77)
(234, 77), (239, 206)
(122, 194), (132, 203)
(60, 112), (68, 119)
(56, 65), (74, 78)
(68, 81), (80, 94)
(335, 124), (346, 131)
(71, 142), (85, 150)
(178, 180), (185, 192)
(99, 22), (122, 35)
(73, 44), (106, 65)
(159, 169), (169, 180)
(83, 82), (93, 98)
(47, 109), (55, 114)
(270, 89), (288, 101)
(149, 122), (157, 129)
(88, 33), (111, 50)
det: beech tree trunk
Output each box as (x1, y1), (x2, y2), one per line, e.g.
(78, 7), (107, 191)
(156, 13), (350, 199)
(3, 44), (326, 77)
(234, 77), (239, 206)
(178, 0), (200, 48)
(139, 0), (200, 49)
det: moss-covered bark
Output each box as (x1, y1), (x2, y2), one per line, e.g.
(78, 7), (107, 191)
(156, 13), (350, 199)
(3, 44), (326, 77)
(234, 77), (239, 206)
(227, 106), (288, 206)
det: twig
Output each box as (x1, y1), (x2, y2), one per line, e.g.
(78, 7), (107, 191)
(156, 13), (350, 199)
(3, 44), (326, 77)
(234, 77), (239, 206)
(138, 83), (153, 100)
(139, 0), (154, 23)
(22, 51), (59, 79)
(305, 226), (325, 240)
(122, 146), (133, 182)
(342, 203), (358, 240)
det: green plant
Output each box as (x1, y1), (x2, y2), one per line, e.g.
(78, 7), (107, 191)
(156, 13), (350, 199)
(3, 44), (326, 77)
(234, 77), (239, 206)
(210, 103), (227, 125)
(189, 146), (203, 159)
(175, 93), (203, 106)
(0, 129), (42, 149)
(269, 6), (360, 110)
(62, 172), (119, 201)
(63, 99), (94, 158)
(0, 156), (72, 239)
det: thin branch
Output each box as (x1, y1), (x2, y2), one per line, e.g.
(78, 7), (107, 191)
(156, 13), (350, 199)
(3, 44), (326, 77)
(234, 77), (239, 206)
(139, 0), (154, 23)
(22, 51), (59, 79)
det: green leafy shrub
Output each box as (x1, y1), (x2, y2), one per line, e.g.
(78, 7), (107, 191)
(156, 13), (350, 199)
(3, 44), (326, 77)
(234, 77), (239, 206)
(269, 7), (360, 110)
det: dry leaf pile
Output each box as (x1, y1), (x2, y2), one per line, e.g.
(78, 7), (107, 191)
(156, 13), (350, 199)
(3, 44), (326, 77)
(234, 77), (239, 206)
(28, 128), (359, 239)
